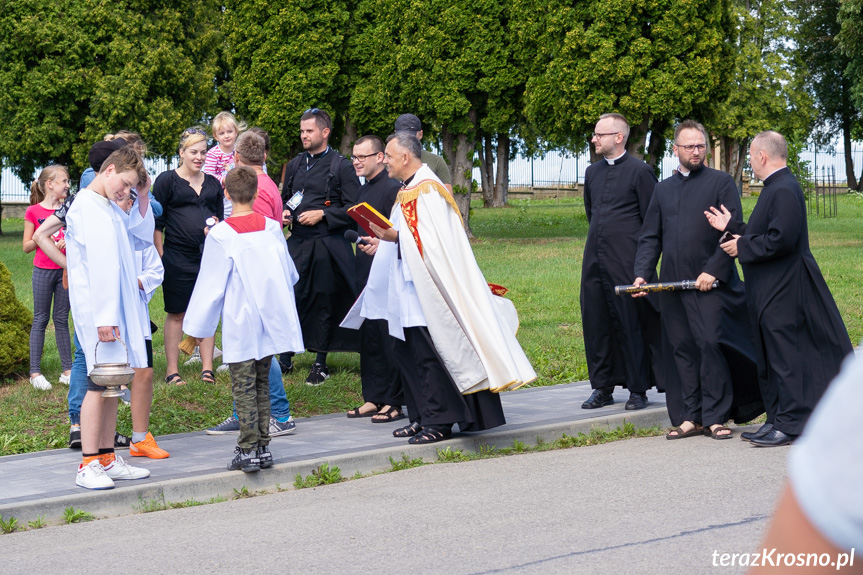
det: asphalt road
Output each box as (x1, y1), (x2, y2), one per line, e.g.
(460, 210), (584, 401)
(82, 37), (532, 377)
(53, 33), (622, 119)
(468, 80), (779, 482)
(0, 430), (788, 575)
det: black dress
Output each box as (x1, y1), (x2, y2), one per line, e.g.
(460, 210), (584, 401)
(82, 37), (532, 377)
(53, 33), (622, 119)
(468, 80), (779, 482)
(580, 152), (662, 393)
(285, 148), (361, 353)
(728, 167), (853, 435)
(153, 170), (223, 314)
(635, 166), (763, 427)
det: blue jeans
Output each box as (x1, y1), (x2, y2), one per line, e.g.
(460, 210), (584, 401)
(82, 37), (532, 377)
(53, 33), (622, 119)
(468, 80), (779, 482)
(233, 358), (291, 420)
(68, 332), (88, 425)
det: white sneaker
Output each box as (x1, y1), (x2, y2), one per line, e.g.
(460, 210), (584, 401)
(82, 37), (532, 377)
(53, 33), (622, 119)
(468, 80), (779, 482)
(216, 363), (230, 373)
(184, 346), (202, 365)
(76, 460), (115, 490)
(58, 373), (71, 385)
(30, 374), (52, 391)
(213, 346), (223, 359)
(103, 454), (150, 480)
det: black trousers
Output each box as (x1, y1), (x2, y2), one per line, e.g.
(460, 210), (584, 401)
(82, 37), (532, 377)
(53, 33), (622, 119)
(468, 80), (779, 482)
(360, 319), (404, 408)
(660, 291), (733, 427)
(392, 326), (505, 431)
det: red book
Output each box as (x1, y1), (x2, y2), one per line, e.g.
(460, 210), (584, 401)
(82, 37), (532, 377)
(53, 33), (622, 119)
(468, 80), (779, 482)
(348, 202), (393, 237)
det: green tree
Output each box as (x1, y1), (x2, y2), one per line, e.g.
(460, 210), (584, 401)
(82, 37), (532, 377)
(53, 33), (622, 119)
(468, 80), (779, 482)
(808, 0), (862, 190)
(0, 0), (221, 183)
(707, 0), (814, 185)
(350, 0), (519, 233)
(223, 0), (353, 166)
(512, 0), (735, 168)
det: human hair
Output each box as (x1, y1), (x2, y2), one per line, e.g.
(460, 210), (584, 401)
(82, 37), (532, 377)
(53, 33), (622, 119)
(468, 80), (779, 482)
(355, 134), (384, 154)
(224, 166), (258, 205)
(751, 131), (788, 161)
(100, 145), (147, 187)
(30, 165), (68, 205)
(674, 119), (708, 145)
(248, 127), (270, 153)
(177, 127), (208, 166)
(212, 111), (247, 137)
(301, 108), (333, 132)
(235, 131), (266, 166)
(387, 132), (422, 160)
(106, 131), (148, 158)
(598, 113), (630, 142)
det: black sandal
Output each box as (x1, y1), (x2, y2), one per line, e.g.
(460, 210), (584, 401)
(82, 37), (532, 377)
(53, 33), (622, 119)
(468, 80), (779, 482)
(347, 403), (384, 418)
(393, 421), (421, 438)
(201, 370), (216, 383)
(165, 373), (186, 386)
(408, 425), (453, 444)
(372, 406), (406, 423)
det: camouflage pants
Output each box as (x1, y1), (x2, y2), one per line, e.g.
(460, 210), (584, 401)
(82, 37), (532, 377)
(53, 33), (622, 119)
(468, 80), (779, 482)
(229, 356), (273, 450)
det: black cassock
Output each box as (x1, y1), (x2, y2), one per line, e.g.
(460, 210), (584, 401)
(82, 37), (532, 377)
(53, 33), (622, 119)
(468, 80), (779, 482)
(286, 149), (361, 353)
(580, 152), (663, 393)
(355, 170), (404, 408)
(726, 167), (853, 436)
(635, 166), (763, 427)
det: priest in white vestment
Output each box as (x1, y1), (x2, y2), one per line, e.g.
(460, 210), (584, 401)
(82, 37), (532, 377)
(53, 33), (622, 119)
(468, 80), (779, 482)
(342, 133), (536, 444)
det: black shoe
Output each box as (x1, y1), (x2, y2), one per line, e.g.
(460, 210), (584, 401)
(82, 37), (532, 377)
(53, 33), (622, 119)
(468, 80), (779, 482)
(582, 388), (614, 409)
(305, 363), (330, 386)
(750, 428), (796, 447)
(624, 392), (648, 410)
(228, 446), (261, 472)
(741, 423), (773, 443)
(257, 445), (273, 469)
(114, 432), (131, 450)
(69, 427), (82, 450)
(278, 355), (294, 375)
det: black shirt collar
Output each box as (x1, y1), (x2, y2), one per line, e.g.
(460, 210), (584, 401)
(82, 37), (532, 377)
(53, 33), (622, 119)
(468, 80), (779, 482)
(763, 166), (791, 185)
(367, 168), (388, 185)
(305, 146), (330, 161)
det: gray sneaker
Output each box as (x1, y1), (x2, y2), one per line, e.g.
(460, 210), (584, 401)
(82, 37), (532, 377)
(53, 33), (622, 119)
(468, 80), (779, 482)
(257, 445), (274, 468)
(206, 416), (240, 435)
(269, 416), (296, 437)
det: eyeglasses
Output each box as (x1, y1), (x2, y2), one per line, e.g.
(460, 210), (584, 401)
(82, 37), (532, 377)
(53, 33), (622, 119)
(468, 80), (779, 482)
(592, 132), (620, 139)
(676, 144), (707, 152)
(304, 108), (321, 114)
(351, 153), (381, 162)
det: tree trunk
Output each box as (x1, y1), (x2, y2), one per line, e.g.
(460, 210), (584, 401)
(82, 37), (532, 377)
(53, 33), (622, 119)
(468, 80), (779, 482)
(645, 119), (667, 169)
(441, 124), (474, 238)
(842, 118), (858, 191)
(493, 133), (509, 207)
(339, 115), (357, 157)
(479, 133), (493, 207)
(626, 118), (650, 160)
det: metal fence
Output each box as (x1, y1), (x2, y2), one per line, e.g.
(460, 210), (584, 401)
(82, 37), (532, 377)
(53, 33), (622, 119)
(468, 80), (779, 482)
(4, 143), (863, 203)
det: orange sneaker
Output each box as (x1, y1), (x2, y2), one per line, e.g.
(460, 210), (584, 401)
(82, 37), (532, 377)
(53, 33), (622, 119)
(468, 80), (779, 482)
(130, 432), (170, 459)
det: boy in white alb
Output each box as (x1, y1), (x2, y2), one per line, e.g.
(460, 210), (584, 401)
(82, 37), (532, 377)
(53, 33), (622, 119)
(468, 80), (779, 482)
(65, 146), (153, 489)
(183, 167), (304, 472)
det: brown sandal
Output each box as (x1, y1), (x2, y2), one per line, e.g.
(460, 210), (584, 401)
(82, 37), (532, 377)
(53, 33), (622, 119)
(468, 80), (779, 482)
(705, 425), (733, 440)
(666, 423), (702, 440)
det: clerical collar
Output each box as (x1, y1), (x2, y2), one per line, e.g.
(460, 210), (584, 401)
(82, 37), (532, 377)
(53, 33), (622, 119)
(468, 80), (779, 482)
(402, 172), (418, 187)
(305, 146), (330, 161)
(605, 151), (626, 165)
(678, 166), (690, 177)
(762, 166), (786, 182)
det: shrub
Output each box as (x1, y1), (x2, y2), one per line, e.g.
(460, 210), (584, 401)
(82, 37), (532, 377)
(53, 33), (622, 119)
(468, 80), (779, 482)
(0, 262), (32, 379)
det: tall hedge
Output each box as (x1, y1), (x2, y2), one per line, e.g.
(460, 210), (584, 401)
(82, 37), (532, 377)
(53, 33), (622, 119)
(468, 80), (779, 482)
(0, 262), (32, 379)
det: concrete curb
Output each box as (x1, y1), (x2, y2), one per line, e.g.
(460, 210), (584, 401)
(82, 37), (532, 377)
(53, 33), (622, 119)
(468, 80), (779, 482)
(0, 406), (669, 526)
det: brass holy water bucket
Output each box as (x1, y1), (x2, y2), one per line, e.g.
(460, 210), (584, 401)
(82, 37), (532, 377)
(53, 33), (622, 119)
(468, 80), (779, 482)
(89, 338), (135, 398)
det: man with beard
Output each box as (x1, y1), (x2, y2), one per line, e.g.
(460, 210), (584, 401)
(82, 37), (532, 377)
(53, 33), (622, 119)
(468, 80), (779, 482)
(705, 131), (853, 446)
(345, 135), (405, 422)
(580, 113), (661, 411)
(633, 120), (762, 440)
(280, 108), (361, 384)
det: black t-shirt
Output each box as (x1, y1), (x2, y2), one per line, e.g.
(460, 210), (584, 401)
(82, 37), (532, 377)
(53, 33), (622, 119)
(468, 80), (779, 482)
(153, 170), (223, 253)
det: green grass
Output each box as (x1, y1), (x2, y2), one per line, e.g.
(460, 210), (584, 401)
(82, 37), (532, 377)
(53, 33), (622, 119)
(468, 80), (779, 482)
(1, 195), (862, 455)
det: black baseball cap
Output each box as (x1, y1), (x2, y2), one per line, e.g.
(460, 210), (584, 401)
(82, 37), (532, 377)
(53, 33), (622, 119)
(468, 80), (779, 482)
(394, 114), (422, 132)
(88, 138), (128, 171)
